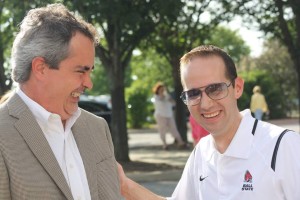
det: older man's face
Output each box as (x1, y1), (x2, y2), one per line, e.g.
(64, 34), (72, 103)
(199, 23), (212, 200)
(42, 32), (95, 121)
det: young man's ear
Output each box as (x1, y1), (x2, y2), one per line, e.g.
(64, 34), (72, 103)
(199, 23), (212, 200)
(234, 77), (244, 99)
(31, 57), (47, 80)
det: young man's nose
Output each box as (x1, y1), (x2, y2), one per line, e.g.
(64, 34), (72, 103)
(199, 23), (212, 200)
(199, 92), (214, 109)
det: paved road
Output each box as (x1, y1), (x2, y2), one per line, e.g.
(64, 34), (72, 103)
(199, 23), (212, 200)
(127, 129), (190, 197)
(126, 118), (299, 197)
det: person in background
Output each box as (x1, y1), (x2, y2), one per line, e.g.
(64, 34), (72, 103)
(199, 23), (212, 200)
(189, 115), (209, 146)
(152, 82), (186, 150)
(118, 45), (300, 200)
(0, 4), (121, 199)
(250, 85), (269, 120)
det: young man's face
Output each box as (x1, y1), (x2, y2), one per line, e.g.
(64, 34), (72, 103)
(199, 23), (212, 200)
(181, 55), (244, 138)
(42, 32), (95, 121)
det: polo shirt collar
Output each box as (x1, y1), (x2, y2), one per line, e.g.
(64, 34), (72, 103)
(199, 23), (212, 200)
(223, 109), (256, 159)
(205, 109), (256, 161)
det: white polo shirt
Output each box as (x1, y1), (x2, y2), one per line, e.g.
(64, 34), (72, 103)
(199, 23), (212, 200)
(168, 109), (300, 200)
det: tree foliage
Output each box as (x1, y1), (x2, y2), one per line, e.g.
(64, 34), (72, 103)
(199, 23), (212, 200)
(3, 0), (296, 163)
(208, 26), (251, 63)
(87, 58), (110, 95)
(130, 48), (173, 93)
(252, 39), (298, 115)
(146, 0), (250, 142)
(221, 0), (300, 116)
(126, 83), (149, 129)
(0, 1), (58, 96)
(239, 70), (286, 119)
(127, 27), (250, 129)
(128, 48), (173, 128)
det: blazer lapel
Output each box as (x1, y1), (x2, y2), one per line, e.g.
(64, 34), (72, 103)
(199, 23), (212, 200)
(72, 117), (98, 200)
(9, 94), (73, 200)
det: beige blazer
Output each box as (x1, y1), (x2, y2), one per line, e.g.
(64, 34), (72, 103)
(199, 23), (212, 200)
(0, 93), (121, 200)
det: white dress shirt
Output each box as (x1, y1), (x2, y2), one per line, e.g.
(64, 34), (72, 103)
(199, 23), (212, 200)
(16, 88), (91, 200)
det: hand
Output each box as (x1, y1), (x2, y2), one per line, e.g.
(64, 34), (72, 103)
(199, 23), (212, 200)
(117, 162), (128, 196)
(116, 162), (166, 200)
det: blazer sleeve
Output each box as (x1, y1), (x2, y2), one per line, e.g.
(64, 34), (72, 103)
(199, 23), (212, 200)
(0, 150), (12, 200)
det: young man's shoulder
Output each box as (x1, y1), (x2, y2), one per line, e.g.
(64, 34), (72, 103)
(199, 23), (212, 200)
(254, 120), (300, 153)
(257, 120), (290, 139)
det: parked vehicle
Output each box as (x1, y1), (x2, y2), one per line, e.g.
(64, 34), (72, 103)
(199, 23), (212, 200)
(78, 99), (112, 126)
(80, 94), (112, 109)
(93, 95), (112, 109)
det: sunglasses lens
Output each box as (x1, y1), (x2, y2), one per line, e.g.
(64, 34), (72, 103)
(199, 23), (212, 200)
(186, 89), (201, 99)
(181, 89), (201, 105)
(206, 83), (227, 99)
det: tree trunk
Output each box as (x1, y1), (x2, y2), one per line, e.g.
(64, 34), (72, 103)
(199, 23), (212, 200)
(109, 62), (130, 162)
(274, 0), (300, 124)
(171, 58), (188, 142)
(0, 48), (5, 95)
(284, 43), (300, 124)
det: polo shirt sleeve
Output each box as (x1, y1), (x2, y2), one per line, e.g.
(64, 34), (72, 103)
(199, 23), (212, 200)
(275, 131), (300, 199)
(167, 149), (199, 200)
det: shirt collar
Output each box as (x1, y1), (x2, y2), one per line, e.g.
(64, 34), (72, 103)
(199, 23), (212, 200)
(223, 109), (256, 159)
(204, 109), (256, 161)
(16, 87), (81, 131)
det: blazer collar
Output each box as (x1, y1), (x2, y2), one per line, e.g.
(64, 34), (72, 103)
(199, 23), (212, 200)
(8, 93), (73, 200)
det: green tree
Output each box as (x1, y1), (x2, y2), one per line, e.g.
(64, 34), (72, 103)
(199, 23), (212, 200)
(0, 1), (28, 95)
(0, 1), (57, 96)
(221, 0), (300, 117)
(130, 48), (173, 94)
(239, 70), (286, 119)
(149, 0), (249, 142)
(128, 48), (173, 128)
(0, 1), (12, 95)
(146, 0), (233, 142)
(252, 39), (297, 116)
(208, 26), (251, 63)
(126, 83), (149, 129)
(128, 27), (250, 131)
(88, 58), (110, 95)
(69, 0), (183, 161)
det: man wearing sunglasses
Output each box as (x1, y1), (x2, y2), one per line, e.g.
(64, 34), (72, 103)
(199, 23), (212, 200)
(118, 45), (300, 200)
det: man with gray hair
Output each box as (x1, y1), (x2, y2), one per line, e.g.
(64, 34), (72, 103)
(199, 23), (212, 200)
(0, 4), (121, 199)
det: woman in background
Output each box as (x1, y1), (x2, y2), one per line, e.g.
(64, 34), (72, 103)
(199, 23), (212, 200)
(250, 85), (269, 120)
(152, 82), (186, 150)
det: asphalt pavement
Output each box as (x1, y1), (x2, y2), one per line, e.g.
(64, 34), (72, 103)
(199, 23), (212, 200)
(125, 118), (300, 197)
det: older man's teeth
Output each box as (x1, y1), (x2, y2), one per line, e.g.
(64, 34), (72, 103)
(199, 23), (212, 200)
(203, 111), (220, 118)
(71, 92), (81, 97)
